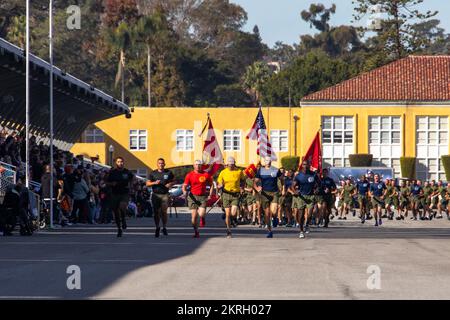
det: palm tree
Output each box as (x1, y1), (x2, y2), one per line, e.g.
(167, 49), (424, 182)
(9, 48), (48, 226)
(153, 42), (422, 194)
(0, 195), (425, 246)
(242, 61), (271, 106)
(133, 13), (164, 107)
(109, 21), (132, 103)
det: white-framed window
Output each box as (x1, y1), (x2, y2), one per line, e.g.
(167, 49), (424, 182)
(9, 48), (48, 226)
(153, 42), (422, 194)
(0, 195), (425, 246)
(416, 116), (448, 181)
(176, 129), (194, 151)
(223, 130), (241, 151)
(322, 116), (353, 168)
(270, 130), (288, 152)
(131, 168), (148, 179)
(84, 126), (104, 143)
(129, 130), (147, 151)
(369, 116), (401, 177)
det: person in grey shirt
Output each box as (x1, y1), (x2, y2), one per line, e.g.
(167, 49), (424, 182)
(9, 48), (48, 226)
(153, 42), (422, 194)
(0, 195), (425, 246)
(70, 170), (90, 224)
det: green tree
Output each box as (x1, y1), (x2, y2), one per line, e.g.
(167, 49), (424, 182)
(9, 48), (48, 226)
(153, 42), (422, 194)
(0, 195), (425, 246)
(299, 3), (364, 58)
(108, 21), (132, 102)
(262, 50), (356, 106)
(353, 0), (438, 60)
(301, 3), (336, 32)
(242, 61), (271, 106)
(6, 15), (26, 48)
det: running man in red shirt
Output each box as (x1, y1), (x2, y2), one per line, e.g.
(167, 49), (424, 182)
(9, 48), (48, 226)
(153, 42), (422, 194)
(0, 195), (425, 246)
(182, 160), (214, 238)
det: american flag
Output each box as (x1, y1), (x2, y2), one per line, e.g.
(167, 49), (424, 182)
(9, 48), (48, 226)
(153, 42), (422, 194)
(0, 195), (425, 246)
(246, 108), (277, 161)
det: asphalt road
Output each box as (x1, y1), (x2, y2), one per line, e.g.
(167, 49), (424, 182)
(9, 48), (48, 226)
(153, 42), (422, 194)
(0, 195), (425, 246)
(1, 209), (450, 300)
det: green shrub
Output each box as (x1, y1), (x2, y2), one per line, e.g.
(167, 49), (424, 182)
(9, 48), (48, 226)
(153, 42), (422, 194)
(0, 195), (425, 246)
(400, 157), (416, 179)
(441, 155), (450, 181)
(349, 154), (373, 167)
(281, 156), (300, 171)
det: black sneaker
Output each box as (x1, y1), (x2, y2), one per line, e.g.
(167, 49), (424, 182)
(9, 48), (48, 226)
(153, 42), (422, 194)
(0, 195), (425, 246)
(155, 227), (161, 238)
(117, 229), (123, 238)
(122, 220), (127, 230)
(226, 230), (232, 238)
(162, 228), (168, 236)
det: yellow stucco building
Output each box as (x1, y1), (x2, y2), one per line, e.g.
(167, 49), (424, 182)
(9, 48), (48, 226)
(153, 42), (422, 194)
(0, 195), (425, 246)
(71, 55), (450, 181)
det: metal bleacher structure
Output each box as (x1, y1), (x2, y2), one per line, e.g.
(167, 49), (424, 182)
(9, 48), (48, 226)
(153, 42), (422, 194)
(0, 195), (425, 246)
(0, 36), (130, 202)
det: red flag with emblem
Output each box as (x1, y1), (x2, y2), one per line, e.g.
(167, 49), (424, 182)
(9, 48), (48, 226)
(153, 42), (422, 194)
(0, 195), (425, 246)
(300, 131), (322, 173)
(200, 117), (223, 175)
(244, 163), (257, 179)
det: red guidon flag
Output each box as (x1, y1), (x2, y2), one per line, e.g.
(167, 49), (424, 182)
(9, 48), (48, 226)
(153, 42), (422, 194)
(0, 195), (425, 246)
(244, 163), (257, 179)
(200, 117), (223, 175)
(300, 131), (322, 173)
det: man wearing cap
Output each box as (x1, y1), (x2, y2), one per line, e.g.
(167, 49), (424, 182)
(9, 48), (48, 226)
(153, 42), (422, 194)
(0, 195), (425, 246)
(183, 160), (214, 238)
(254, 157), (283, 238)
(217, 157), (245, 238)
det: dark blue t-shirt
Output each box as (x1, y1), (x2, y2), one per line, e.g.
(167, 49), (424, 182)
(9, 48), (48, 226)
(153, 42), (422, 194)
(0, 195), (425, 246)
(284, 177), (293, 189)
(294, 170), (319, 196)
(357, 180), (370, 195)
(256, 166), (282, 192)
(321, 177), (336, 195)
(370, 182), (386, 197)
(410, 185), (422, 196)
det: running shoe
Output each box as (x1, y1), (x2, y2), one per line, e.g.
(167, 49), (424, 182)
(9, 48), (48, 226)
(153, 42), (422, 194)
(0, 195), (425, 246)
(299, 232), (305, 239)
(193, 230), (200, 238)
(401, 216), (405, 220)
(338, 217), (342, 220)
(305, 225), (310, 234)
(226, 230), (232, 238)
(343, 217), (347, 220)
(330, 215), (335, 220)
(266, 231), (273, 238)
(396, 216), (402, 221)
(122, 220), (127, 230)
(200, 217), (206, 228)
(352, 210), (356, 217)
(379, 219), (383, 226)
(117, 229), (123, 237)
(361, 216), (365, 224)
(162, 228), (168, 236)
(155, 227), (161, 238)
(295, 223), (300, 228)
(436, 215), (443, 219)
(375, 221), (379, 227)
(382, 214), (388, 218)
(221, 213), (226, 220)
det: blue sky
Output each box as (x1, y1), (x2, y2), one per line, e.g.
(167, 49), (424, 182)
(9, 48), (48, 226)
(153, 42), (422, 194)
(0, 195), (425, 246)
(231, 0), (450, 48)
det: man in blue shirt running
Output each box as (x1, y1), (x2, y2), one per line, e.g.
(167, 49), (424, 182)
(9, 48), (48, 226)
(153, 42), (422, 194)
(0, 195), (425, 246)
(290, 160), (320, 239)
(369, 174), (387, 227)
(254, 157), (283, 238)
(356, 175), (370, 224)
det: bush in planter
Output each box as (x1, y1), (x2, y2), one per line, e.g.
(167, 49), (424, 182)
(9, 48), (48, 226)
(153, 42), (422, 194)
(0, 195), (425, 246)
(281, 156), (300, 171)
(441, 155), (450, 181)
(400, 157), (416, 179)
(349, 154), (373, 167)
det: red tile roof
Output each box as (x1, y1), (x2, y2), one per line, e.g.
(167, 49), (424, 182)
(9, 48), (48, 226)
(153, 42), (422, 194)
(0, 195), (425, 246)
(301, 55), (450, 102)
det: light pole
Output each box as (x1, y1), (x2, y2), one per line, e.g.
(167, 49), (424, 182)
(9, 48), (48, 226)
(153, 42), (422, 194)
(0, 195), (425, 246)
(25, 0), (30, 188)
(109, 145), (115, 167)
(49, 0), (54, 229)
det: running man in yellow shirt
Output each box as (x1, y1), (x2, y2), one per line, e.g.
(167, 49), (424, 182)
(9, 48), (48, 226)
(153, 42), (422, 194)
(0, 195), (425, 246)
(217, 157), (246, 238)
